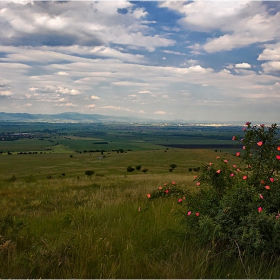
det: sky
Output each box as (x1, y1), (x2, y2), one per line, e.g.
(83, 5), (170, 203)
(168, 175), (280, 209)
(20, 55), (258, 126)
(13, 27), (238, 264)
(0, 0), (280, 123)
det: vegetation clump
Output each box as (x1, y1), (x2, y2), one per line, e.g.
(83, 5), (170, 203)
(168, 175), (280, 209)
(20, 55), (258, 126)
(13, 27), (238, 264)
(148, 123), (280, 256)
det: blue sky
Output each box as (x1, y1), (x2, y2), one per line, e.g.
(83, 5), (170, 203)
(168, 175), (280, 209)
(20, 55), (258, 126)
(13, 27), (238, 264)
(0, 1), (279, 122)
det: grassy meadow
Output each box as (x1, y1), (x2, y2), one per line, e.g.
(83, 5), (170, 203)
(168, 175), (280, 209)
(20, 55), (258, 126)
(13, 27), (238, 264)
(1, 122), (280, 278)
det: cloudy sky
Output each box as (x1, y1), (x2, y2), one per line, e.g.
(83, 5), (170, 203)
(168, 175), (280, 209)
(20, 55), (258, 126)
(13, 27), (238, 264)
(0, 1), (280, 122)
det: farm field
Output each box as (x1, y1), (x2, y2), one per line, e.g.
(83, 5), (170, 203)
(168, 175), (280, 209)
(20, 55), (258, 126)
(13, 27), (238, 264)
(1, 122), (280, 278)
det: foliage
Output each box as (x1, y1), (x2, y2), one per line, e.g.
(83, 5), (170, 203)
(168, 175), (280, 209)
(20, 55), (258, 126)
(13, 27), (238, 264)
(85, 170), (94, 176)
(135, 165), (142, 170)
(127, 166), (135, 172)
(148, 123), (280, 256)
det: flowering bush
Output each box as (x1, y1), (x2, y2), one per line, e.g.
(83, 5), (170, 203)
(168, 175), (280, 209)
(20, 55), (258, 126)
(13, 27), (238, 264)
(147, 123), (280, 255)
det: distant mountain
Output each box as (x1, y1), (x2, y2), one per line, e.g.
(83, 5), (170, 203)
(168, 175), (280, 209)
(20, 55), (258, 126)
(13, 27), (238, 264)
(0, 112), (153, 123)
(0, 112), (276, 125)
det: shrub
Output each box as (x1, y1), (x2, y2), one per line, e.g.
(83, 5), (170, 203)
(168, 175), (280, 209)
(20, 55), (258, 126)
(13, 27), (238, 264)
(148, 123), (280, 256)
(169, 163), (177, 169)
(135, 165), (142, 171)
(85, 170), (94, 176)
(142, 168), (148, 173)
(127, 166), (135, 172)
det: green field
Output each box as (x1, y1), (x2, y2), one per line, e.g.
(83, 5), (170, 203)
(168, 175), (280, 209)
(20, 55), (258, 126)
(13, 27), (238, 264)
(1, 122), (279, 278)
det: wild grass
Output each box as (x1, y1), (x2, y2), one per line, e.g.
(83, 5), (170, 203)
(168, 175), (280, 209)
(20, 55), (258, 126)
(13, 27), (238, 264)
(1, 172), (280, 278)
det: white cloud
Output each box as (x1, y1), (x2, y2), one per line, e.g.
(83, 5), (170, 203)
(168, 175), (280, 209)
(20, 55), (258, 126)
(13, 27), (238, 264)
(258, 43), (280, 61)
(0, 90), (12, 96)
(161, 1), (280, 53)
(261, 61), (280, 73)
(56, 102), (78, 107)
(235, 63), (251, 69)
(56, 71), (69, 76)
(56, 87), (81, 95)
(91, 95), (101, 100)
(138, 90), (152, 94)
(154, 111), (166, 115)
(162, 50), (185, 56)
(101, 105), (132, 112)
(85, 104), (96, 109)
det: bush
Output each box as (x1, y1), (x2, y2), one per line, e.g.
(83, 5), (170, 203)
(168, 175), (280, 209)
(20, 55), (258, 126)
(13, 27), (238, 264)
(85, 170), (94, 176)
(142, 168), (148, 173)
(135, 165), (142, 171)
(148, 123), (280, 256)
(127, 166), (135, 172)
(169, 163), (177, 169)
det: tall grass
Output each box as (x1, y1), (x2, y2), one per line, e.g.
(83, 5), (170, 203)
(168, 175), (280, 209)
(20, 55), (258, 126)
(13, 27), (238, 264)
(1, 174), (280, 278)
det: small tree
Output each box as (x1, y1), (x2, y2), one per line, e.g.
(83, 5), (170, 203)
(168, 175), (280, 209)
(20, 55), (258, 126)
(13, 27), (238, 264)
(169, 163), (177, 169)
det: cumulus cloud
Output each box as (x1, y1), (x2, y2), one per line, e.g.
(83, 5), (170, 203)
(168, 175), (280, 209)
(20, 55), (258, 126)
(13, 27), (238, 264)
(235, 63), (251, 69)
(56, 87), (81, 95)
(138, 90), (152, 94)
(0, 1), (174, 51)
(0, 90), (12, 96)
(56, 71), (69, 75)
(154, 111), (166, 115)
(160, 1), (280, 53)
(261, 61), (280, 73)
(258, 43), (280, 61)
(91, 95), (101, 100)
(85, 104), (96, 109)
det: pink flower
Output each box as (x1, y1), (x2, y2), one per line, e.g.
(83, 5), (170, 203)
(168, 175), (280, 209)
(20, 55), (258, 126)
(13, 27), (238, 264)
(164, 182), (167, 186)
(194, 175), (198, 179)
(209, 162), (213, 166)
(216, 169), (221, 174)
(237, 169), (241, 172)
(232, 136), (237, 141)
(224, 159), (228, 163)
(158, 186), (162, 190)
(196, 182), (201, 186)
(183, 196), (186, 200)
(260, 124), (265, 128)
(278, 146), (280, 151)
(165, 190), (169, 194)
(259, 194), (264, 199)
(243, 146), (246, 150)
(258, 207), (263, 213)
(260, 180), (265, 185)
(216, 156), (220, 159)
(265, 185), (270, 190)
(241, 138), (244, 142)
(147, 194), (151, 198)
(236, 152), (240, 157)
(242, 127), (247, 131)
(187, 211), (192, 216)
(232, 164), (237, 168)
(243, 175), (247, 180)
(276, 155), (280, 160)
(178, 198), (183, 203)
(172, 181), (176, 185)
(195, 212), (200, 216)
(230, 173), (235, 177)
(246, 121), (251, 126)
(270, 178), (275, 183)
(247, 164), (252, 168)
(257, 141), (263, 147)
